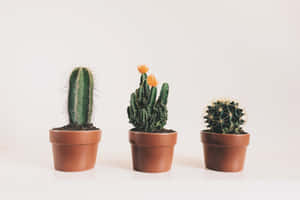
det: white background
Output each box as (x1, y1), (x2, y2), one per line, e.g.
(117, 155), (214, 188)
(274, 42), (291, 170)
(2, 0), (300, 199)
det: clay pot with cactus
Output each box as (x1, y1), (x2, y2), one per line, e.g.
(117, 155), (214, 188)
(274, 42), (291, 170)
(127, 65), (177, 173)
(49, 67), (101, 172)
(201, 100), (250, 172)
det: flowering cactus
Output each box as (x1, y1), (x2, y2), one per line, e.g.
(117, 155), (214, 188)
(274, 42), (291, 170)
(127, 65), (169, 132)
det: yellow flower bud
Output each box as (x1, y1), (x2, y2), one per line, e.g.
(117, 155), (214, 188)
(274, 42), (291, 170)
(147, 74), (158, 87)
(137, 65), (149, 74)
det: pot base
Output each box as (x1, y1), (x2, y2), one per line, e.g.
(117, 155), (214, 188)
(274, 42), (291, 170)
(54, 166), (95, 172)
(129, 131), (177, 173)
(205, 166), (243, 172)
(50, 129), (101, 172)
(133, 167), (171, 173)
(201, 131), (249, 172)
(52, 143), (98, 172)
(131, 145), (173, 173)
(203, 145), (246, 172)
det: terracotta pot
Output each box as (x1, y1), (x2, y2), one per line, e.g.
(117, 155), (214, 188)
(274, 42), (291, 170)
(201, 131), (250, 172)
(129, 130), (177, 173)
(49, 129), (101, 172)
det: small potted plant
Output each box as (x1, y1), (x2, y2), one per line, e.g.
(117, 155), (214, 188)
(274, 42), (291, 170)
(49, 67), (101, 172)
(201, 100), (250, 172)
(127, 65), (177, 173)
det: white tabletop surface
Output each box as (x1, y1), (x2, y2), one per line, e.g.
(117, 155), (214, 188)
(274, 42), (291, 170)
(2, 132), (299, 200)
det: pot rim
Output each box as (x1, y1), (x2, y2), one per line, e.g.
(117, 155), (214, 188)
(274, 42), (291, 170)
(129, 130), (177, 146)
(201, 131), (250, 146)
(50, 129), (101, 145)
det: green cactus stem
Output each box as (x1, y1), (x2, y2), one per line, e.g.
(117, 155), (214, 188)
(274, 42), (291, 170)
(68, 67), (94, 126)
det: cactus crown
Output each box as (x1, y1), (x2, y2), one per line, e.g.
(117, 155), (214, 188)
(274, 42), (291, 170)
(68, 67), (94, 127)
(127, 65), (169, 132)
(204, 100), (245, 134)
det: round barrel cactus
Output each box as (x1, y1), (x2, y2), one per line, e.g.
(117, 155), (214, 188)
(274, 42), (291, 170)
(204, 100), (245, 134)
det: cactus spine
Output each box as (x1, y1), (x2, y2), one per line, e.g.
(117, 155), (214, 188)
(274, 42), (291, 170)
(204, 100), (245, 134)
(127, 66), (169, 132)
(68, 67), (94, 126)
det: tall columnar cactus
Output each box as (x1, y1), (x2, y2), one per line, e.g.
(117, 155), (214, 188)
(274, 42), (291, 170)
(68, 67), (94, 126)
(204, 100), (245, 134)
(127, 65), (169, 132)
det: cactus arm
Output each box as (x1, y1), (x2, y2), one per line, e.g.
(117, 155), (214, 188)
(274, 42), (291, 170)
(130, 93), (137, 111)
(140, 74), (147, 85)
(144, 82), (150, 100)
(137, 86), (143, 104)
(141, 108), (149, 130)
(148, 87), (157, 110)
(143, 83), (149, 105)
(157, 83), (169, 105)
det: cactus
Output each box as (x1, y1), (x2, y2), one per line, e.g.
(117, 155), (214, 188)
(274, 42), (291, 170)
(68, 67), (94, 126)
(204, 100), (245, 134)
(127, 65), (169, 132)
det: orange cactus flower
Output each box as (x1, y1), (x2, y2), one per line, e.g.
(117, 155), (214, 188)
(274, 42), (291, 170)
(137, 65), (149, 74)
(147, 74), (158, 87)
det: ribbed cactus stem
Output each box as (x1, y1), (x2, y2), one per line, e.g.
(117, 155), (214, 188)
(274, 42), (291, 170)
(148, 87), (157, 109)
(130, 93), (137, 111)
(140, 73), (147, 85)
(68, 67), (94, 126)
(158, 83), (169, 105)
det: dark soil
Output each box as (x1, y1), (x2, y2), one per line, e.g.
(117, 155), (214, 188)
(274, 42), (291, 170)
(202, 129), (248, 134)
(131, 128), (176, 133)
(53, 123), (99, 131)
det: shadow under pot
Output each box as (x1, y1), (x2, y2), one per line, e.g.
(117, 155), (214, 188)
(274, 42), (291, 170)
(49, 129), (101, 172)
(129, 130), (177, 173)
(201, 131), (250, 172)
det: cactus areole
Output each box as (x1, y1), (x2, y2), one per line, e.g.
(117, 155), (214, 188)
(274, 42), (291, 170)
(127, 65), (173, 133)
(54, 67), (98, 130)
(204, 100), (246, 134)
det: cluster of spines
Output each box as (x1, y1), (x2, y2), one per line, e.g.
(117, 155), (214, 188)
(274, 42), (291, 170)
(204, 100), (245, 134)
